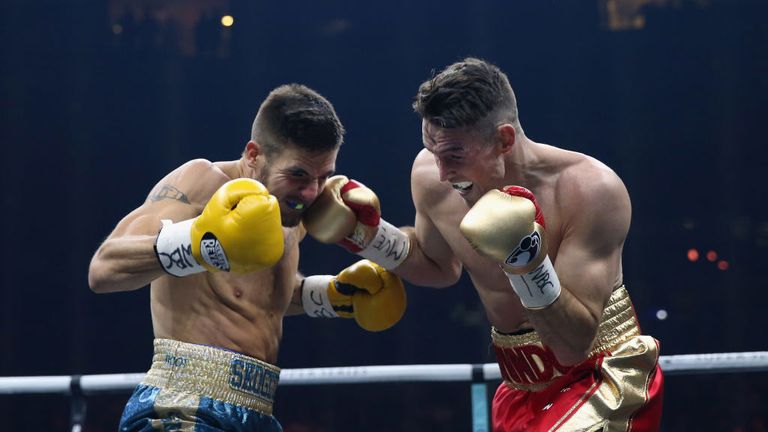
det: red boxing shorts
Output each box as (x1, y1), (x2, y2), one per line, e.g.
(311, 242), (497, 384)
(491, 286), (663, 432)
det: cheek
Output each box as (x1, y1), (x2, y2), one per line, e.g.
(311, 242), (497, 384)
(472, 157), (503, 179)
(263, 177), (287, 197)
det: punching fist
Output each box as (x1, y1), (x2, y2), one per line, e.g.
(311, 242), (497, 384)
(303, 175), (410, 270)
(155, 179), (284, 276)
(460, 186), (561, 309)
(302, 260), (407, 331)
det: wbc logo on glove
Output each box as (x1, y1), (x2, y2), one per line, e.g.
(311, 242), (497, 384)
(200, 232), (231, 272)
(505, 231), (540, 269)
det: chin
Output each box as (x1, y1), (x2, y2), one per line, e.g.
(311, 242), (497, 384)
(459, 190), (480, 207)
(281, 213), (303, 227)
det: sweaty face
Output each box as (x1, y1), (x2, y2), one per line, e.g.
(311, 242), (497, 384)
(422, 121), (504, 205)
(258, 146), (338, 227)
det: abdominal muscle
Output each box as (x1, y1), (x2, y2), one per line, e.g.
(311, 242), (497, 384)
(149, 237), (298, 365)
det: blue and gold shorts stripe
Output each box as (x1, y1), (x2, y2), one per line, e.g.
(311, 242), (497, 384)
(119, 339), (283, 432)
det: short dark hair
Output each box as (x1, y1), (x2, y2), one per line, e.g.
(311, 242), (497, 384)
(413, 58), (518, 134)
(251, 84), (345, 157)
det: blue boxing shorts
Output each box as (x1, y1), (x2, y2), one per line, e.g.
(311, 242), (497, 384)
(119, 338), (282, 432)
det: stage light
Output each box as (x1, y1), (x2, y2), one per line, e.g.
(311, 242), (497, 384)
(687, 248), (699, 262)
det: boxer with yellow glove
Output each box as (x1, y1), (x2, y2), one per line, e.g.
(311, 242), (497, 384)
(460, 186), (561, 309)
(301, 259), (406, 331)
(154, 178), (285, 277)
(303, 175), (410, 270)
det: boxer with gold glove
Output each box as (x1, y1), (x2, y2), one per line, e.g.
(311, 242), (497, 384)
(154, 178), (284, 276)
(303, 175), (410, 270)
(301, 259), (406, 331)
(460, 186), (561, 309)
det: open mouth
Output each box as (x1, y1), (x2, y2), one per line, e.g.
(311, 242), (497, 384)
(451, 182), (473, 195)
(285, 200), (305, 210)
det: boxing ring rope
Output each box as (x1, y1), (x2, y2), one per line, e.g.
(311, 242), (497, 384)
(2, 351), (767, 432)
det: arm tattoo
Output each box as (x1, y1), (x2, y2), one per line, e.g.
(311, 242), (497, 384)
(148, 184), (190, 204)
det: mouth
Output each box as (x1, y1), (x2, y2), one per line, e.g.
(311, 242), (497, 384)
(285, 200), (306, 210)
(451, 181), (473, 195)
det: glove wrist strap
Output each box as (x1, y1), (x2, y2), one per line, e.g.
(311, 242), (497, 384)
(504, 255), (561, 309)
(358, 219), (410, 270)
(154, 219), (206, 277)
(302, 275), (338, 318)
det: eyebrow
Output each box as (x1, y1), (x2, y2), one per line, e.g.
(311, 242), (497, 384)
(285, 166), (336, 178)
(424, 142), (466, 155)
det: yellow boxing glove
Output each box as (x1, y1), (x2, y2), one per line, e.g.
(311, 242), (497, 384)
(302, 260), (407, 331)
(155, 178), (284, 276)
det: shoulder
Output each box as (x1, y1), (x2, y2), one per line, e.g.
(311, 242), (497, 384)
(410, 149), (452, 210)
(556, 153), (628, 209)
(556, 153), (631, 243)
(150, 159), (230, 207)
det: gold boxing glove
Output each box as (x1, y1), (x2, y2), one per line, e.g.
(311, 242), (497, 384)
(301, 260), (407, 331)
(303, 175), (410, 270)
(460, 186), (561, 309)
(155, 178), (284, 276)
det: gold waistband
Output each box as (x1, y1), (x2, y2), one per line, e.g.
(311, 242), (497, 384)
(141, 339), (281, 415)
(491, 286), (641, 391)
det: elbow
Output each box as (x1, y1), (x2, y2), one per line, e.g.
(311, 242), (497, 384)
(88, 262), (108, 294)
(554, 348), (592, 367)
(88, 255), (117, 294)
(552, 335), (598, 367)
(410, 264), (462, 289)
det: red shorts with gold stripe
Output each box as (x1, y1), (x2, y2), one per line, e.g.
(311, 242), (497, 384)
(491, 286), (664, 432)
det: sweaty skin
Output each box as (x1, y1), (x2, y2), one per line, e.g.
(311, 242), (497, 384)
(394, 122), (630, 366)
(88, 146), (338, 364)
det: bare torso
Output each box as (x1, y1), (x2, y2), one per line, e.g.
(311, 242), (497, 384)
(148, 160), (300, 364)
(413, 143), (624, 333)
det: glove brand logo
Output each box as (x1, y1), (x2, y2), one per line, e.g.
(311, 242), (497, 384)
(505, 231), (540, 268)
(229, 358), (279, 401)
(200, 233), (230, 271)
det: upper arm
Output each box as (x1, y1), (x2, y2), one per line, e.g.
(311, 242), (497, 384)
(553, 167), (631, 320)
(405, 150), (462, 286)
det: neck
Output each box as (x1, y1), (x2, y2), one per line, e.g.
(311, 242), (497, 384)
(499, 133), (536, 185)
(237, 157), (261, 180)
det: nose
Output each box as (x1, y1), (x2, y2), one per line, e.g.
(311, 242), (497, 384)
(299, 179), (321, 202)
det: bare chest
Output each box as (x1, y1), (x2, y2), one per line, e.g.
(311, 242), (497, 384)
(208, 230), (299, 312)
(429, 190), (563, 329)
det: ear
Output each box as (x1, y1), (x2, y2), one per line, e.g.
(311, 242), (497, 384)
(244, 141), (263, 168)
(496, 124), (516, 154)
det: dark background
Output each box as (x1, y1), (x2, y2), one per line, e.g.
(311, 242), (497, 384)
(1, 0), (767, 430)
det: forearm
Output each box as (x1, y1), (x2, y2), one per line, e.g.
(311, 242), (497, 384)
(526, 287), (600, 366)
(390, 227), (461, 288)
(88, 235), (166, 293)
(284, 275), (306, 316)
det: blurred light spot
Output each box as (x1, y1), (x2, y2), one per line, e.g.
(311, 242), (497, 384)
(706, 250), (718, 262)
(321, 19), (350, 35)
(221, 15), (234, 27)
(112, 24), (123, 35)
(656, 309), (668, 320)
(717, 260), (729, 271)
(687, 248), (699, 262)
(682, 218), (696, 230)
